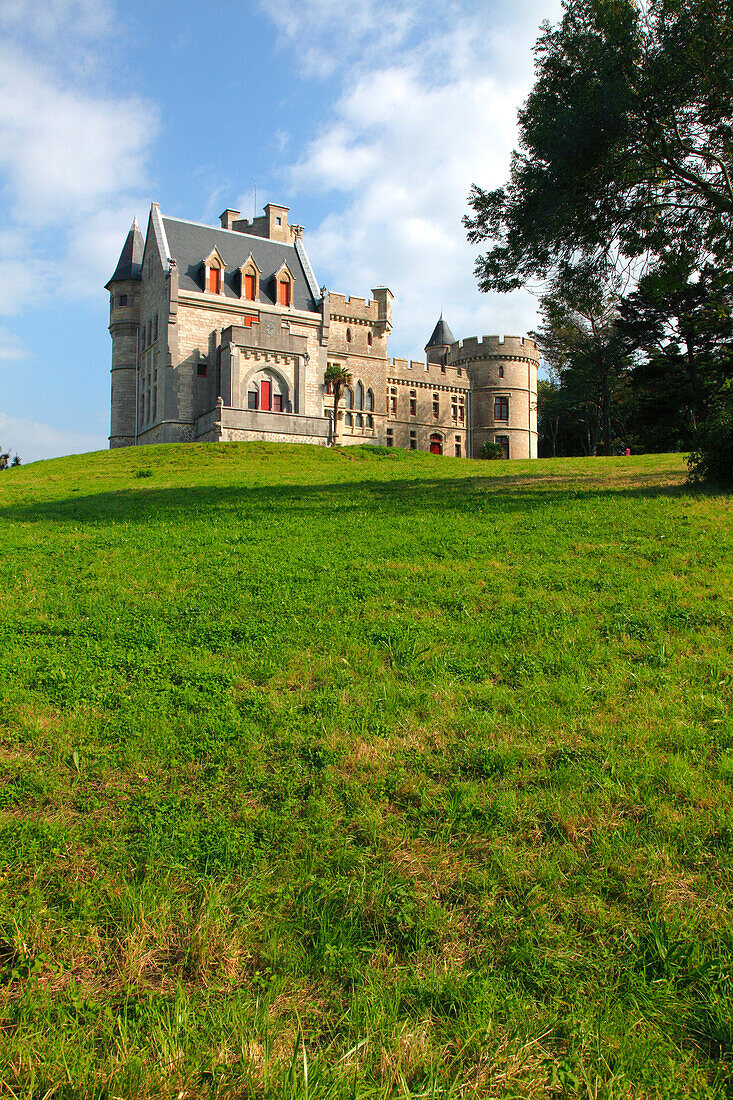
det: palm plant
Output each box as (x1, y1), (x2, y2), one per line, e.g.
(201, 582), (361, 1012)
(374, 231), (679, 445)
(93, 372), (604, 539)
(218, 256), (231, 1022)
(324, 363), (352, 446)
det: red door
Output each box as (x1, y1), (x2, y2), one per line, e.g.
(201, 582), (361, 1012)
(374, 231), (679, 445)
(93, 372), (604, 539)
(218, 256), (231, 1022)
(260, 380), (271, 410)
(429, 433), (442, 455)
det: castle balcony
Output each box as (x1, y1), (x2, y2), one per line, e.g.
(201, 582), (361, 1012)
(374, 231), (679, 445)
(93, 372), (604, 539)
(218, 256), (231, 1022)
(195, 404), (332, 444)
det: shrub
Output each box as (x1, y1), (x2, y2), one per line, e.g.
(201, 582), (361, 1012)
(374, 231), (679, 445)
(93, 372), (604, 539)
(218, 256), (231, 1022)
(480, 441), (504, 460)
(687, 394), (733, 485)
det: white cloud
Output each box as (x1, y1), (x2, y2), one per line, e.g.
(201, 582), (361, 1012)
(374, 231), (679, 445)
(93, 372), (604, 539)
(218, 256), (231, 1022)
(0, 327), (27, 363)
(0, 0), (110, 41)
(0, 45), (154, 226)
(270, 0), (563, 355)
(0, 411), (106, 464)
(0, 0), (156, 316)
(263, 0), (417, 78)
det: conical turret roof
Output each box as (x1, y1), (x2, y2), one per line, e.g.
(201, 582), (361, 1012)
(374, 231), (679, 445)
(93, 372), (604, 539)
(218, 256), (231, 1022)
(425, 315), (455, 349)
(105, 217), (144, 286)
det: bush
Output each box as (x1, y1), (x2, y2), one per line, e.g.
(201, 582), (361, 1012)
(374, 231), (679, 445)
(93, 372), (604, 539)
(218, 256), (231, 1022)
(480, 441), (504, 460)
(687, 394), (733, 485)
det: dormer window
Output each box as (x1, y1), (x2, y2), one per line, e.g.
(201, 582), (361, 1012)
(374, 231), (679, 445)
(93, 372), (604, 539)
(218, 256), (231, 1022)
(346, 328), (352, 343)
(202, 247), (226, 295)
(239, 255), (261, 301)
(367, 332), (373, 347)
(274, 262), (295, 308)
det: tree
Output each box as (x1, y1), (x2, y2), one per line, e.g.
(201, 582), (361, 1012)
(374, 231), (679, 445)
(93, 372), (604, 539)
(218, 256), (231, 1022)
(618, 251), (733, 448)
(533, 266), (632, 455)
(464, 0), (733, 291)
(324, 363), (352, 446)
(0, 444), (21, 470)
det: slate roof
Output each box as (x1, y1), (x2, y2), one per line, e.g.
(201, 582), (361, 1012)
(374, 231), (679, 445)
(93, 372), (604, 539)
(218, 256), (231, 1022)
(426, 316), (456, 348)
(162, 217), (322, 312)
(106, 217), (144, 286)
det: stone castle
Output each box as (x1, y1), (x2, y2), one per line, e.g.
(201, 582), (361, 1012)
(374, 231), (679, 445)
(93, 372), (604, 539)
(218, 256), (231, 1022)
(107, 202), (539, 459)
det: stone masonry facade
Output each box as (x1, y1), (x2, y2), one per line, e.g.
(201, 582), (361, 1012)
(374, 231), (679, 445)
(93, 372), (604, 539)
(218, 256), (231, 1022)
(107, 202), (539, 459)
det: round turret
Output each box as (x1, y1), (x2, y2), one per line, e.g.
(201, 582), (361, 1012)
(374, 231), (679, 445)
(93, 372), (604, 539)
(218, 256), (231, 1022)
(448, 335), (539, 460)
(106, 218), (144, 448)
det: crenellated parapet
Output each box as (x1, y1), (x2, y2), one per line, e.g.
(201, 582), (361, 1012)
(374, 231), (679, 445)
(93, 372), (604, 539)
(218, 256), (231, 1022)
(388, 357), (470, 390)
(449, 334), (540, 365)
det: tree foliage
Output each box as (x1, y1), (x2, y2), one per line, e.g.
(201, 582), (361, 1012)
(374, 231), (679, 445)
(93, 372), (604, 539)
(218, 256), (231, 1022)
(324, 363), (353, 446)
(533, 266), (633, 455)
(465, 0), (733, 291)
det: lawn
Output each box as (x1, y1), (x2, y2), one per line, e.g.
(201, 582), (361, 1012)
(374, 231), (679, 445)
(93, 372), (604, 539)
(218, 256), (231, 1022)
(0, 443), (731, 1098)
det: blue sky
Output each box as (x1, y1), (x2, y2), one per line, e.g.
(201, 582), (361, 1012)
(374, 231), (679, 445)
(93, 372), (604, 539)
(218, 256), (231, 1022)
(0, 0), (563, 463)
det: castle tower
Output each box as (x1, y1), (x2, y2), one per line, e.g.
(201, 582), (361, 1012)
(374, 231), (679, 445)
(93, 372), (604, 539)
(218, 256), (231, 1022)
(106, 218), (144, 448)
(449, 335), (539, 460)
(425, 315), (455, 366)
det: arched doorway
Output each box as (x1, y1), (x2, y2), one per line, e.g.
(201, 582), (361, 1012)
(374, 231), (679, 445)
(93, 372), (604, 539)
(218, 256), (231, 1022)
(429, 433), (443, 455)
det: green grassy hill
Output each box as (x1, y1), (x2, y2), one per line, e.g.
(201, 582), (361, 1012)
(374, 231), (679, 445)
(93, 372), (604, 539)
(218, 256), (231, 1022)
(1, 444), (731, 1098)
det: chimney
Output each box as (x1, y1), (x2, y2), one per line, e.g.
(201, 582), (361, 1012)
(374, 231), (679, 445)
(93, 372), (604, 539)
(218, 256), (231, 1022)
(220, 209), (241, 231)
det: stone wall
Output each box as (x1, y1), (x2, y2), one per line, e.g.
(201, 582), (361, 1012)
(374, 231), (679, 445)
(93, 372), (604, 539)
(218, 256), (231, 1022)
(109, 278), (141, 447)
(448, 336), (539, 460)
(386, 357), (470, 455)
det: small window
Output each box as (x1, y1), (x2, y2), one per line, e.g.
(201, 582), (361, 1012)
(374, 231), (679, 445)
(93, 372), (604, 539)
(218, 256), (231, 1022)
(455, 440), (461, 457)
(208, 267), (221, 293)
(244, 273), (256, 300)
(365, 389), (374, 411)
(389, 394), (396, 416)
(356, 413), (363, 428)
(197, 362), (207, 377)
(386, 428), (394, 447)
(345, 412), (353, 426)
(496, 435), (510, 460)
(325, 379), (333, 395)
(494, 396), (509, 421)
(409, 431), (417, 451)
(498, 365), (504, 378)
(273, 394), (283, 413)
(451, 401), (458, 423)
(278, 279), (291, 307)
(355, 381), (363, 410)
(119, 294), (128, 306)
(147, 320), (152, 346)
(366, 414), (373, 428)
(248, 389), (258, 410)
(409, 391), (416, 416)
(276, 216), (282, 225)
(367, 332), (373, 347)
(346, 328), (352, 343)
(433, 394), (439, 419)
(457, 367), (462, 377)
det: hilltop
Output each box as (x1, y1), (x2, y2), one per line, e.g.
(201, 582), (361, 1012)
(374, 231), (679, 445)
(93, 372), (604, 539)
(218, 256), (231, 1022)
(1, 444), (732, 1098)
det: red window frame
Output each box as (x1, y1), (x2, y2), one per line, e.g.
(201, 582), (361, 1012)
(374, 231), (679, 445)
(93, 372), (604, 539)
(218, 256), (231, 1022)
(494, 396), (509, 421)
